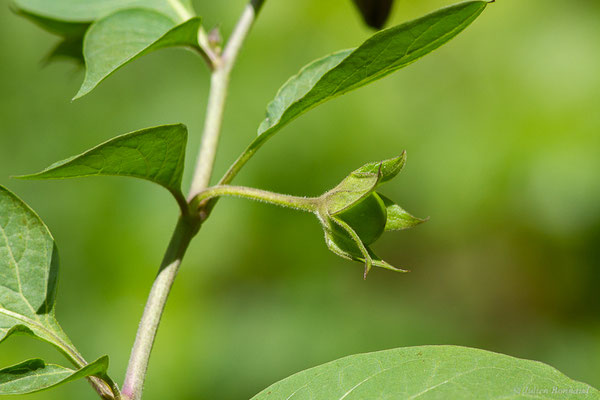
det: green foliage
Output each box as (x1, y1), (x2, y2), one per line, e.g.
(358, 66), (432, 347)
(5, 0), (597, 399)
(1, 185), (73, 354)
(379, 194), (427, 231)
(0, 186), (113, 395)
(256, 1), (488, 142)
(0, 357), (108, 395)
(12, 0), (194, 23)
(18, 124), (188, 199)
(251, 346), (599, 400)
(75, 10), (202, 99)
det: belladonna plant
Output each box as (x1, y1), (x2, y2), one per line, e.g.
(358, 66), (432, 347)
(1, 0), (598, 399)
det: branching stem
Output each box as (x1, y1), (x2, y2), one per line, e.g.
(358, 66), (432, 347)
(120, 2), (265, 400)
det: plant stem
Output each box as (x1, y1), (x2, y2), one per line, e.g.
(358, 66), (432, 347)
(121, 2), (265, 400)
(121, 216), (200, 400)
(194, 185), (318, 212)
(188, 0), (265, 199)
(187, 67), (229, 197)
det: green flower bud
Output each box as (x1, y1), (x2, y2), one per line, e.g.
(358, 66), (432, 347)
(315, 152), (426, 278)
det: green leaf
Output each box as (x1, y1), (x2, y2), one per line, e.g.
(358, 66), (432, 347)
(325, 171), (379, 216)
(75, 9), (202, 99)
(354, 153), (406, 183)
(0, 186), (79, 357)
(17, 124), (188, 198)
(323, 221), (405, 276)
(324, 154), (405, 216)
(250, 346), (599, 400)
(0, 356), (108, 395)
(257, 1), (488, 141)
(12, 0), (194, 24)
(379, 194), (427, 231)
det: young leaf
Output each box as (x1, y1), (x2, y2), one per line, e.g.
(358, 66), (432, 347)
(75, 9), (202, 99)
(0, 356), (108, 395)
(251, 346), (598, 399)
(17, 124), (188, 199)
(257, 1), (488, 141)
(379, 194), (427, 231)
(12, 0), (195, 24)
(354, 153), (405, 183)
(0, 186), (79, 358)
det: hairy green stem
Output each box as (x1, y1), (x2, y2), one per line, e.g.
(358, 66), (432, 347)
(121, 2), (265, 400)
(194, 185), (318, 212)
(188, 0), (265, 199)
(121, 216), (200, 400)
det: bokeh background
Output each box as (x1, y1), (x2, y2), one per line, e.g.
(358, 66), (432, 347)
(1, 0), (599, 399)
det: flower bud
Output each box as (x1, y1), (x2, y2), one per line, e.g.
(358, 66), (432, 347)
(315, 152), (426, 278)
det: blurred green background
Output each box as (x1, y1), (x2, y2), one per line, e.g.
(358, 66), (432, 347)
(1, 0), (599, 399)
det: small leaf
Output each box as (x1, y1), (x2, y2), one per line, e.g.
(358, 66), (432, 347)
(257, 1), (488, 142)
(354, 153), (405, 183)
(251, 346), (599, 400)
(323, 218), (406, 276)
(12, 0), (195, 24)
(352, 0), (395, 29)
(325, 171), (379, 215)
(0, 356), (108, 395)
(379, 194), (427, 231)
(75, 9), (202, 99)
(17, 124), (188, 198)
(0, 186), (77, 356)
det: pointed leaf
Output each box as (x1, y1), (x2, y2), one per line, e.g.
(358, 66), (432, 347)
(12, 0), (194, 24)
(379, 193), (427, 231)
(17, 124), (188, 197)
(324, 155), (405, 215)
(355, 153), (406, 183)
(0, 186), (78, 356)
(75, 9), (202, 99)
(0, 356), (108, 395)
(323, 223), (405, 274)
(251, 346), (598, 400)
(257, 1), (488, 142)
(325, 171), (379, 215)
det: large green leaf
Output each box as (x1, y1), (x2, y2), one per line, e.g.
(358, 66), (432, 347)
(257, 1), (488, 141)
(251, 346), (598, 399)
(0, 356), (108, 395)
(12, 0), (194, 24)
(0, 186), (78, 357)
(75, 9), (202, 99)
(18, 124), (188, 199)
